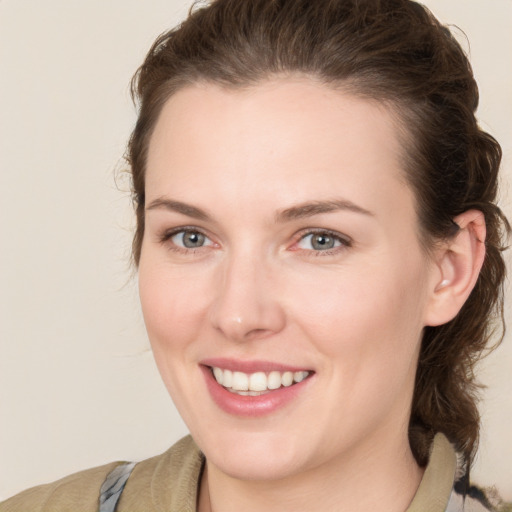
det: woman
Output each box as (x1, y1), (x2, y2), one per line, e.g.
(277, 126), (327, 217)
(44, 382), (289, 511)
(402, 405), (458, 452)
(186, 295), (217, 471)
(1, 0), (509, 511)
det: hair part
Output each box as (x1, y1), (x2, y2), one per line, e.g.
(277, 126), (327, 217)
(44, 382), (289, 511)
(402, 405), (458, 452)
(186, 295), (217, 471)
(127, 0), (510, 469)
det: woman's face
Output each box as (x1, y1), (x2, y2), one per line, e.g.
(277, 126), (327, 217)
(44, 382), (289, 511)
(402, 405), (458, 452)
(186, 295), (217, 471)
(138, 78), (440, 481)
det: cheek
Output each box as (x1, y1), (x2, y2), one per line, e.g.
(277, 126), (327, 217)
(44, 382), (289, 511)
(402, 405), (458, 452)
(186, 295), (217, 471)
(137, 259), (213, 415)
(286, 257), (428, 370)
(138, 259), (210, 352)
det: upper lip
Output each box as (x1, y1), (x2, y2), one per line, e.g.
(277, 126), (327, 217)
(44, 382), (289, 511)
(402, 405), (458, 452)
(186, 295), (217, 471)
(200, 357), (313, 374)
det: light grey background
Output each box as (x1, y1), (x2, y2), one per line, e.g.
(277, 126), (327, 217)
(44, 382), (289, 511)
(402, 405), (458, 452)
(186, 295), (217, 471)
(1, 0), (511, 501)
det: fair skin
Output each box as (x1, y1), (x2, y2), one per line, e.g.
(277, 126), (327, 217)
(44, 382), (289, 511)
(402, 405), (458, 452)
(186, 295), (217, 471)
(138, 78), (485, 512)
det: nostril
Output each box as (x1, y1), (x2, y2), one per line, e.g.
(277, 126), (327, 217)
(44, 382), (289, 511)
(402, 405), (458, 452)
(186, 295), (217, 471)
(208, 280), (287, 341)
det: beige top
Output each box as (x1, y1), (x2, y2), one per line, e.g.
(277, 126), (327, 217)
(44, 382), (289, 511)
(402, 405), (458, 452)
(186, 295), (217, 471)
(0, 434), (468, 512)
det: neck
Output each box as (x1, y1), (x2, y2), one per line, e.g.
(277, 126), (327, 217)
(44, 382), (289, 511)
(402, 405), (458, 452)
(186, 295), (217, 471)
(198, 430), (424, 512)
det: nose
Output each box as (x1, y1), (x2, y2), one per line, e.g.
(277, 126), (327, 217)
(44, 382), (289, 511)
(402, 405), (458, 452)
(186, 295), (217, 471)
(208, 253), (286, 342)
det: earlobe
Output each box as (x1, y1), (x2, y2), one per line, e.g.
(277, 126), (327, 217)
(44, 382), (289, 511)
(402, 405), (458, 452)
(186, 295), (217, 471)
(424, 210), (486, 327)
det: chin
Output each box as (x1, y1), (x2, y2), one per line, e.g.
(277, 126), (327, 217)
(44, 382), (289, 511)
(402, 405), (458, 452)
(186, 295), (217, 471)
(198, 428), (310, 481)
(210, 451), (306, 482)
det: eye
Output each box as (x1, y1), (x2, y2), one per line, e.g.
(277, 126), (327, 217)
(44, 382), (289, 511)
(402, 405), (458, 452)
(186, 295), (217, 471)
(169, 229), (214, 249)
(295, 231), (350, 252)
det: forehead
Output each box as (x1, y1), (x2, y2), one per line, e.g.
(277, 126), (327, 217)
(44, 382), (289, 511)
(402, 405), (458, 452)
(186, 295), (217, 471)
(145, 78), (414, 224)
(148, 78), (404, 162)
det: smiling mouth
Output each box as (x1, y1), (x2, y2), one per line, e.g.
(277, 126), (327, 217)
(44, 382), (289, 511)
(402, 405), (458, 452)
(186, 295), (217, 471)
(210, 367), (312, 396)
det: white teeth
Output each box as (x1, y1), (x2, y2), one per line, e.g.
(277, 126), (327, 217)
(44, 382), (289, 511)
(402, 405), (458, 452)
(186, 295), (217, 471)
(228, 389), (267, 396)
(211, 367), (310, 393)
(294, 371), (307, 383)
(249, 372), (267, 391)
(232, 371), (249, 391)
(223, 369), (233, 388)
(281, 371), (293, 387)
(213, 367), (223, 385)
(267, 371), (282, 390)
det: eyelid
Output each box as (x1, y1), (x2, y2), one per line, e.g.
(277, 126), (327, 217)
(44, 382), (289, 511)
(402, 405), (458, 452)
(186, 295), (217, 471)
(158, 225), (217, 251)
(290, 228), (352, 253)
(156, 225), (351, 255)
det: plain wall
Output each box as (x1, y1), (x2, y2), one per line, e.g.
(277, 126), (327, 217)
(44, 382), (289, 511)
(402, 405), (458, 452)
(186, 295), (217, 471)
(1, 0), (511, 501)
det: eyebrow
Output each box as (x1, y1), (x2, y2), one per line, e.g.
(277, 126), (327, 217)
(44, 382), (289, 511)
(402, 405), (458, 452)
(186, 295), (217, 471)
(145, 197), (374, 222)
(145, 198), (211, 220)
(276, 199), (374, 222)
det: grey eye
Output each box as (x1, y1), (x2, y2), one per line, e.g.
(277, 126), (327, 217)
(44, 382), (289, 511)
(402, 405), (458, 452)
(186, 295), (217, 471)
(172, 230), (208, 248)
(311, 233), (336, 250)
(297, 233), (344, 251)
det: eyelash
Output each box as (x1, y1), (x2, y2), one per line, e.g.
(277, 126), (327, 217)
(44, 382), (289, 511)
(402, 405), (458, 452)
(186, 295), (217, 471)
(158, 226), (215, 255)
(292, 228), (352, 256)
(157, 227), (352, 256)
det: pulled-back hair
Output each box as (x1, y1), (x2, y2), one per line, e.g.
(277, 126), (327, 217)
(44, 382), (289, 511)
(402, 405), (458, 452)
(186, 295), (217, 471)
(127, 0), (510, 468)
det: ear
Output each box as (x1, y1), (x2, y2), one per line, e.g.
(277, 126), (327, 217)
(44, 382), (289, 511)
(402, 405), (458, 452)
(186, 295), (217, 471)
(424, 210), (486, 327)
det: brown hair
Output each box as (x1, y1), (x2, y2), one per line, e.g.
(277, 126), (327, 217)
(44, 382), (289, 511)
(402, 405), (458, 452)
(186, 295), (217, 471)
(127, 0), (510, 468)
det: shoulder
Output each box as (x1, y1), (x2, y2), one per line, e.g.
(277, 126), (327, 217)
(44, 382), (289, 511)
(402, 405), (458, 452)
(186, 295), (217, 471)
(0, 461), (121, 512)
(407, 434), (504, 512)
(0, 436), (203, 512)
(117, 435), (203, 511)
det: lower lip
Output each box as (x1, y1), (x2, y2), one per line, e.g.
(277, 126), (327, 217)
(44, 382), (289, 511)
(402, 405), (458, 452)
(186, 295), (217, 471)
(201, 366), (313, 417)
